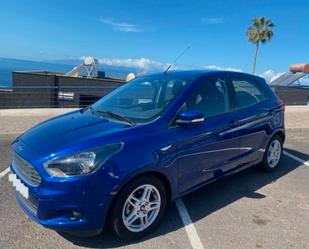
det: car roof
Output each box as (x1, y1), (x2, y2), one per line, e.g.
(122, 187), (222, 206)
(143, 70), (265, 81)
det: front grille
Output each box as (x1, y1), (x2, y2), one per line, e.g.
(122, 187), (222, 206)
(12, 153), (42, 187)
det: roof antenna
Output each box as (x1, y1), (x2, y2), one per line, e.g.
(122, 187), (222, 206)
(164, 45), (191, 74)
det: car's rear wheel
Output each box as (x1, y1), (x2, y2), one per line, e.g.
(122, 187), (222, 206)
(260, 135), (283, 171)
(109, 175), (167, 240)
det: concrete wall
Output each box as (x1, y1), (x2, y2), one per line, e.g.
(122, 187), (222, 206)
(273, 86), (309, 105)
(56, 74), (124, 108)
(13, 71), (57, 89)
(0, 72), (126, 109)
(0, 90), (56, 108)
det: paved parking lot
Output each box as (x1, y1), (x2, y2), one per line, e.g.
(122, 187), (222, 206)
(0, 130), (309, 249)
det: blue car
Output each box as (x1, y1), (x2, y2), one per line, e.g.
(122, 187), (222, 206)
(9, 70), (285, 240)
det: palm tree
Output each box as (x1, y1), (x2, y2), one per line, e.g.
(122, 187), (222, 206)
(247, 17), (275, 74)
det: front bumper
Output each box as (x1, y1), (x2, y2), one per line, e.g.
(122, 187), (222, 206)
(10, 164), (112, 233)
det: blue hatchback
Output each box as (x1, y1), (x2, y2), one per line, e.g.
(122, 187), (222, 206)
(9, 70), (285, 240)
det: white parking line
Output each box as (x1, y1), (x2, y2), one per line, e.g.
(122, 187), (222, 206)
(0, 167), (10, 178)
(0, 149), (305, 249)
(175, 199), (204, 249)
(174, 150), (309, 249)
(283, 150), (309, 167)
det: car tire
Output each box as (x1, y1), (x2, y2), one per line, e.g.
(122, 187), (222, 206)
(260, 135), (283, 172)
(109, 175), (167, 241)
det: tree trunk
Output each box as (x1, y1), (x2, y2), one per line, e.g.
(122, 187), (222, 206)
(252, 41), (259, 74)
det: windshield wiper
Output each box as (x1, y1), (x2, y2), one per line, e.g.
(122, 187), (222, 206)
(95, 110), (134, 125)
(80, 105), (95, 114)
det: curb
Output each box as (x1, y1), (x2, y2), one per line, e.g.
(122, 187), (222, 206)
(285, 128), (309, 133)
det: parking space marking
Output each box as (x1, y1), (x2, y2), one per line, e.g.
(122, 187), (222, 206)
(175, 199), (204, 249)
(283, 150), (309, 167)
(0, 167), (10, 178)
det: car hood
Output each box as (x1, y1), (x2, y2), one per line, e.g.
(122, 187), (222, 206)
(19, 110), (130, 156)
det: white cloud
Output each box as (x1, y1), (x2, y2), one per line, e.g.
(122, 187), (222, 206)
(100, 18), (141, 32)
(204, 65), (242, 72)
(80, 56), (244, 73)
(80, 56), (164, 70)
(201, 17), (224, 25)
(80, 56), (204, 72)
(259, 70), (285, 83)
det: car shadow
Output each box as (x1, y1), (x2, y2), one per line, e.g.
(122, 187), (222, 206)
(60, 148), (307, 248)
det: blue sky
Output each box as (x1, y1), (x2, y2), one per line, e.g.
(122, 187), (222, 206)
(1, 0), (309, 79)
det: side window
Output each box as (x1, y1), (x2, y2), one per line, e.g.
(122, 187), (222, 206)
(183, 77), (230, 118)
(164, 80), (188, 102)
(232, 79), (267, 109)
(156, 79), (189, 108)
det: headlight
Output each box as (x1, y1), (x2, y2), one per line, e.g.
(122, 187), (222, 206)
(44, 143), (123, 177)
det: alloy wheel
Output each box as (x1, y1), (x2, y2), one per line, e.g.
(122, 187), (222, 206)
(122, 184), (161, 232)
(267, 139), (282, 168)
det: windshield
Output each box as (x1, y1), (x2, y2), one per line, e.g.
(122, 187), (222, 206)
(92, 75), (194, 123)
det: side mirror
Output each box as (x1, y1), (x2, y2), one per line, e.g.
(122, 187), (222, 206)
(175, 111), (204, 127)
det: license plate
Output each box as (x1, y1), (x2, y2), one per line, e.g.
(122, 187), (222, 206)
(9, 172), (29, 199)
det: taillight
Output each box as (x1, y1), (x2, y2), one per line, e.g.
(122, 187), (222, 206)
(278, 99), (285, 111)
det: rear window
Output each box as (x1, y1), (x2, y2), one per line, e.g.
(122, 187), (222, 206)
(231, 78), (267, 109)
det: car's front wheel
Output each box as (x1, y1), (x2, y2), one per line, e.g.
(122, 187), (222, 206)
(260, 135), (283, 171)
(109, 175), (167, 240)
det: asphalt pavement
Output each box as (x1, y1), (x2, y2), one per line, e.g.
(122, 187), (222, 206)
(0, 130), (308, 249)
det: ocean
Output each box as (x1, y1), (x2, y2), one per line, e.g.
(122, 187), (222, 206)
(0, 57), (132, 88)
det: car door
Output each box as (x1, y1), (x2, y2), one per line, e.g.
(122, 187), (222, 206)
(229, 74), (273, 165)
(172, 74), (244, 194)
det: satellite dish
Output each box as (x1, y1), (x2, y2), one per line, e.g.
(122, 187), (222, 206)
(83, 56), (99, 67)
(66, 56), (100, 78)
(126, 73), (136, 81)
(83, 56), (100, 78)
